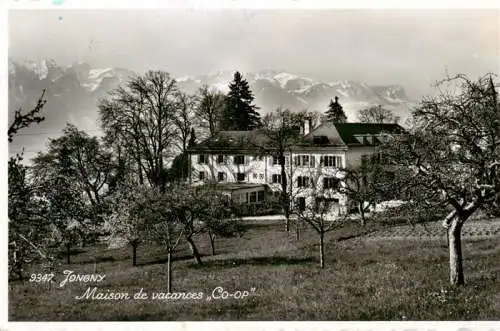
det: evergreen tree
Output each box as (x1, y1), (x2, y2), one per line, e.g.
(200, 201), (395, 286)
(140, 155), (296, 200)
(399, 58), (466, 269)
(220, 71), (262, 130)
(188, 128), (196, 147)
(325, 96), (347, 122)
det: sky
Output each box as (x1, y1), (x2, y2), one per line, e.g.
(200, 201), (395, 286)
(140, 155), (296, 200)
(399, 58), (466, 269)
(8, 9), (500, 98)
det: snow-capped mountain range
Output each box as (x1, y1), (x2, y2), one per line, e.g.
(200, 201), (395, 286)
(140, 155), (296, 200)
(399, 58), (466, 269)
(176, 69), (413, 116)
(8, 59), (415, 155)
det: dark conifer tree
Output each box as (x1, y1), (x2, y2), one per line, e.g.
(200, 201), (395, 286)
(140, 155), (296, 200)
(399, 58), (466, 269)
(325, 96), (348, 122)
(220, 71), (262, 130)
(188, 128), (196, 148)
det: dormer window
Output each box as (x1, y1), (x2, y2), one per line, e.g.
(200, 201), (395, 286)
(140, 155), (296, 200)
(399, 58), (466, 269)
(313, 135), (329, 145)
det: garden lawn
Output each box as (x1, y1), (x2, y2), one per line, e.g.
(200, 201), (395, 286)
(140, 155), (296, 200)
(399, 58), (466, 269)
(9, 219), (500, 320)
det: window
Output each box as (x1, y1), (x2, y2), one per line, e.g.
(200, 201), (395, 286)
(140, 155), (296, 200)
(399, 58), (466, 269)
(313, 135), (329, 145)
(323, 177), (340, 189)
(294, 155), (315, 167)
(257, 191), (265, 201)
(385, 171), (396, 181)
(321, 155), (343, 167)
(370, 152), (390, 165)
(217, 154), (225, 164)
(272, 155), (289, 166)
(234, 155), (245, 165)
(198, 154), (208, 164)
(217, 172), (226, 182)
(252, 173), (258, 179)
(297, 176), (310, 188)
(235, 194), (245, 203)
(297, 197), (306, 212)
(198, 171), (206, 181)
(236, 173), (245, 182)
(259, 173), (264, 180)
(249, 192), (257, 203)
(272, 174), (282, 184)
(315, 198), (339, 212)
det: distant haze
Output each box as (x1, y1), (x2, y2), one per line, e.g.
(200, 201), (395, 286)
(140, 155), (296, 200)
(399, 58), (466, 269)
(9, 9), (499, 99)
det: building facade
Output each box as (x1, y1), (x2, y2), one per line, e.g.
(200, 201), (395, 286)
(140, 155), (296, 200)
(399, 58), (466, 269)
(187, 121), (404, 216)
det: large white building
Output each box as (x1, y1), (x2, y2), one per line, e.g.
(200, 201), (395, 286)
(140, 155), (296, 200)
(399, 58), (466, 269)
(187, 121), (404, 215)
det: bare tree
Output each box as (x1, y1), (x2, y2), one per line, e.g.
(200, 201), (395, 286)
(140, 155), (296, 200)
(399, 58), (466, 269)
(195, 84), (226, 137)
(98, 70), (180, 191)
(383, 74), (499, 286)
(174, 92), (197, 154)
(8, 90), (50, 279)
(8, 89), (46, 143)
(358, 105), (400, 124)
(137, 187), (184, 292)
(164, 183), (210, 265)
(32, 124), (114, 207)
(291, 168), (349, 268)
(198, 183), (246, 255)
(340, 155), (396, 226)
(106, 184), (151, 267)
(258, 108), (303, 232)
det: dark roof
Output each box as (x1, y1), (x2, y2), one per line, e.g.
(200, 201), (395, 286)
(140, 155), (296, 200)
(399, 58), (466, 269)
(334, 123), (405, 145)
(300, 122), (405, 147)
(188, 130), (271, 153)
(189, 122), (405, 152)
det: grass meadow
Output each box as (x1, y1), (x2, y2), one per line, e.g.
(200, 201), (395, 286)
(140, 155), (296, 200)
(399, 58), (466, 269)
(8, 219), (500, 321)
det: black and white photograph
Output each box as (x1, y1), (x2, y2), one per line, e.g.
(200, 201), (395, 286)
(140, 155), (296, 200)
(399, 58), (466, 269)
(7, 6), (500, 321)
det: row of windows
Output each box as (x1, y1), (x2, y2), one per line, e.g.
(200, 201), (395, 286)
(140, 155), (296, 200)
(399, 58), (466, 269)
(198, 154), (258, 165)
(199, 171), (340, 189)
(295, 197), (340, 212)
(197, 154), (343, 168)
(233, 191), (265, 203)
(199, 171), (247, 182)
(296, 176), (341, 189)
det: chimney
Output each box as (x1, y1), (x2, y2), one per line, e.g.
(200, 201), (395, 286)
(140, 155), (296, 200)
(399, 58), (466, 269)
(304, 118), (311, 135)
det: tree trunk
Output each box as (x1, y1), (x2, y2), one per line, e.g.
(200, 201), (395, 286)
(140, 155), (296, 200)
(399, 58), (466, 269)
(66, 242), (71, 265)
(186, 237), (203, 265)
(167, 251), (172, 293)
(208, 230), (216, 256)
(319, 232), (325, 269)
(295, 218), (300, 241)
(131, 241), (138, 267)
(280, 157), (290, 232)
(358, 203), (366, 227)
(285, 213), (290, 232)
(448, 218), (465, 285)
(137, 159), (144, 185)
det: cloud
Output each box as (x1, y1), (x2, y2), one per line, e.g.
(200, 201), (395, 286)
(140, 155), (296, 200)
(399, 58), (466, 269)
(9, 9), (499, 98)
